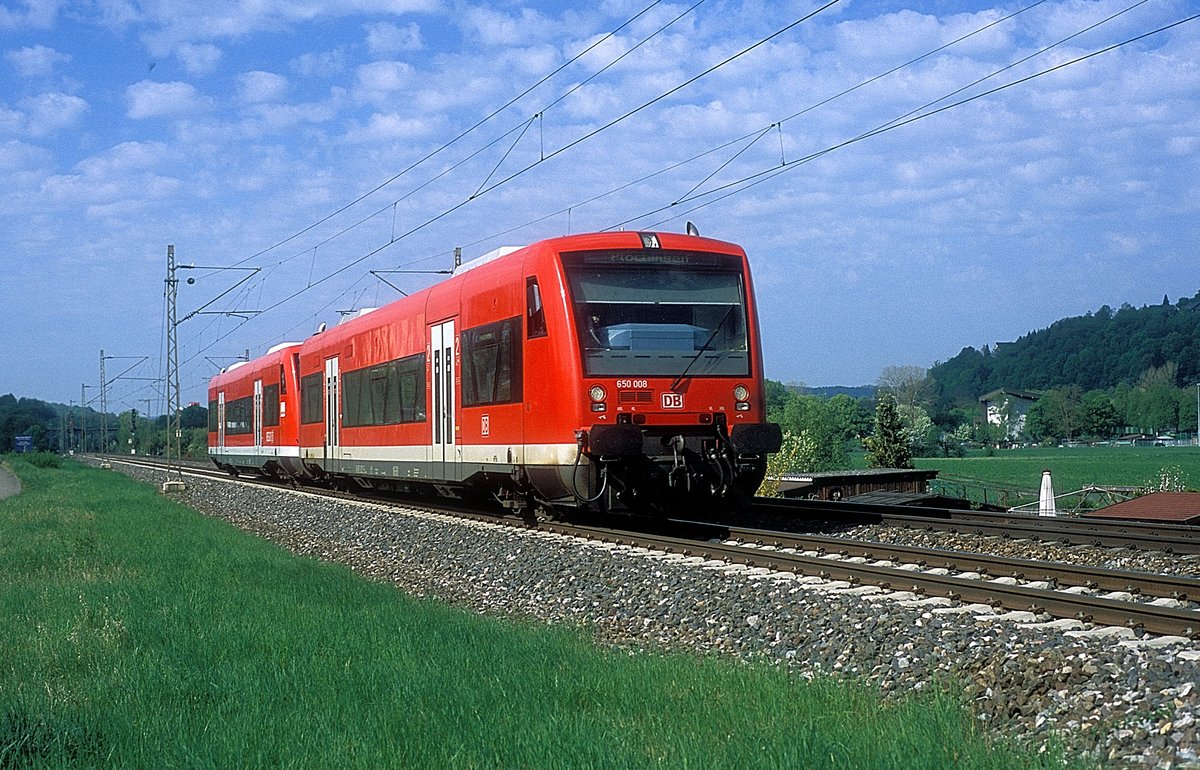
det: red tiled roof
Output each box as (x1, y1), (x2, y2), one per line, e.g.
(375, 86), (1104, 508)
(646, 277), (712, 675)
(1084, 492), (1200, 523)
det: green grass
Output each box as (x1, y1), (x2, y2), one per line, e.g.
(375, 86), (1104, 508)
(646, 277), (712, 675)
(911, 446), (1200, 508)
(0, 458), (1078, 769)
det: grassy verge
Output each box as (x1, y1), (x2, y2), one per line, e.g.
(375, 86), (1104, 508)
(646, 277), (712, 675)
(0, 458), (1075, 769)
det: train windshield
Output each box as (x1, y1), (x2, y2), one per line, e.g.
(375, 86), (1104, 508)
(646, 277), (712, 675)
(564, 251), (750, 377)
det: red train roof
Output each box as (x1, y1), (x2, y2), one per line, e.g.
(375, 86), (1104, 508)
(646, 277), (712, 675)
(210, 229), (749, 386)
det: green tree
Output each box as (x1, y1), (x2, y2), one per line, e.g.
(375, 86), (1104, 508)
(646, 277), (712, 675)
(825, 393), (872, 445)
(757, 430), (820, 496)
(180, 403), (209, 430)
(864, 394), (912, 469)
(897, 403), (937, 456)
(1026, 392), (1065, 442)
(0, 394), (57, 452)
(764, 379), (792, 419)
(1078, 390), (1119, 439)
(185, 427), (209, 458)
(1025, 387), (1084, 442)
(776, 392), (848, 471)
(1054, 385), (1083, 440)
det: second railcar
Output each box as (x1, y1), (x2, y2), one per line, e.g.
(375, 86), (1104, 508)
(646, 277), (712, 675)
(207, 342), (302, 478)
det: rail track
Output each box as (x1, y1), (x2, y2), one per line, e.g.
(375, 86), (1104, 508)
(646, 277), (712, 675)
(100, 455), (1200, 638)
(751, 496), (1200, 554)
(546, 520), (1200, 638)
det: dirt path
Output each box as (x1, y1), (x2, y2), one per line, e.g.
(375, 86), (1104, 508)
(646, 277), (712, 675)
(0, 463), (21, 501)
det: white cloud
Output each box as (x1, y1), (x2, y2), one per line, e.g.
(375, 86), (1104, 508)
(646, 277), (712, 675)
(833, 10), (959, 65)
(74, 140), (170, 177)
(0, 139), (51, 172)
(353, 60), (414, 104)
(6, 44), (70, 77)
(93, 0), (140, 29)
(365, 21), (424, 55)
(136, 1), (441, 57)
(292, 49), (348, 78)
(176, 42), (223, 76)
(0, 92), (87, 137)
(20, 92), (87, 135)
(125, 80), (211, 119)
(237, 71), (290, 104)
(342, 112), (435, 143)
(0, 106), (23, 135)
(459, 6), (552, 47)
(237, 99), (342, 136)
(40, 143), (180, 210)
(0, 0), (65, 30)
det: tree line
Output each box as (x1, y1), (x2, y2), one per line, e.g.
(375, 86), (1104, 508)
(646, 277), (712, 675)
(929, 290), (1200, 418)
(767, 352), (1200, 477)
(0, 394), (209, 458)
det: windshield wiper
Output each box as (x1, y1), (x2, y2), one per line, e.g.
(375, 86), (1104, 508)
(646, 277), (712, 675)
(669, 304), (735, 392)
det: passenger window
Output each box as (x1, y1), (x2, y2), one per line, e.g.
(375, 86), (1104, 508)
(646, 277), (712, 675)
(300, 372), (323, 424)
(462, 317), (522, 407)
(526, 277), (547, 339)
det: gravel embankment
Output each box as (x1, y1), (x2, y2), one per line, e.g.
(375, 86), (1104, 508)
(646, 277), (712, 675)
(115, 464), (1200, 768)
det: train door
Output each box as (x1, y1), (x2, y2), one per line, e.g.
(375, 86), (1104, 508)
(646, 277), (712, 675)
(324, 356), (340, 467)
(217, 392), (226, 450)
(429, 320), (457, 480)
(253, 379), (263, 451)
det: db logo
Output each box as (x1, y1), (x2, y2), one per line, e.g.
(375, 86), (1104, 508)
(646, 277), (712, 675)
(661, 392), (684, 410)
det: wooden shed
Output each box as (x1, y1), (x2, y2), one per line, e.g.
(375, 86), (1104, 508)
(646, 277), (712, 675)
(778, 468), (939, 501)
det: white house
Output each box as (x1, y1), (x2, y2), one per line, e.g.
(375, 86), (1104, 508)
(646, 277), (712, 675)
(979, 388), (1040, 440)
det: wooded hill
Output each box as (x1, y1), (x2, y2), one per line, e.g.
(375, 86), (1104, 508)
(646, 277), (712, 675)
(930, 291), (1200, 413)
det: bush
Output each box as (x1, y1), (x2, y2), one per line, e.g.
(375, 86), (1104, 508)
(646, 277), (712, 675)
(19, 452), (60, 469)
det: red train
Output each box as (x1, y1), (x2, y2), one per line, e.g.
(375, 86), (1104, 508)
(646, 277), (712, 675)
(208, 230), (780, 515)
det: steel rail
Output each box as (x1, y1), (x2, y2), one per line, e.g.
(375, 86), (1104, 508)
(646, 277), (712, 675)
(751, 497), (1200, 554)
(715, 525), (1200, 601)
(546, 522), (1200, 638)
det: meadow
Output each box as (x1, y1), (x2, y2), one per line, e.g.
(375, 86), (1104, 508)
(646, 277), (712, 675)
(915, 446), (1200, 510)
(0, 456), (1074, 769)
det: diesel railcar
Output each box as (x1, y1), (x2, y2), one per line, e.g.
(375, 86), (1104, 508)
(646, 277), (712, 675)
(209, 230), (780, 515)
(208, 342), (302, 478)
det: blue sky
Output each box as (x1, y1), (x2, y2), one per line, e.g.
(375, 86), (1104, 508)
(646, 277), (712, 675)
(1, 0), (1197, 413)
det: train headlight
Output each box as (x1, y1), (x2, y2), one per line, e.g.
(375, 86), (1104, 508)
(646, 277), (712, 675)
(589, 385), (607, 412)
(733, 384), (751, 411)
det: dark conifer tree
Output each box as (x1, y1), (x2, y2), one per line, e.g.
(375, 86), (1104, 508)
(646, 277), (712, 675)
(864, 393), (912, 469)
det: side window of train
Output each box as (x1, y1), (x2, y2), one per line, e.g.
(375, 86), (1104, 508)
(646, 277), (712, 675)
(526, 277), (547, 339)
(300, 372), (323, 424)
(225, 396), (252, 435)
(342, 353), (427, 427)
(462, 317), (523, 407)
(263, 384), (281, 426)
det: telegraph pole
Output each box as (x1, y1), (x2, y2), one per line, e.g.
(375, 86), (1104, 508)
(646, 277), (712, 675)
(163, 245), (262, 492)
(164, 245), (184, 491)
(99, 350), (108, 453)
(81, 383), (88, 453)
(100, 351), (152, 454)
